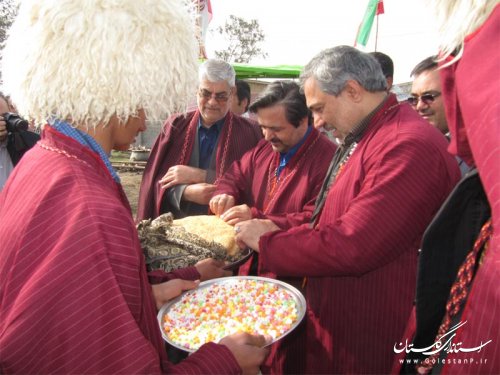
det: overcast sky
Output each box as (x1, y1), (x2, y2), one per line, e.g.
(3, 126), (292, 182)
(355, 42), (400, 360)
(205, 0), (440, 84)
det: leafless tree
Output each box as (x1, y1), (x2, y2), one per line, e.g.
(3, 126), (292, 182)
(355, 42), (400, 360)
(214, 15), (267, 63)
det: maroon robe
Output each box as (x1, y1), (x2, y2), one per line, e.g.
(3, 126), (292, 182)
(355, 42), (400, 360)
(215, 126), (336, 275)
(215, 126), (336, 230)
(137, 110), (262, 220)
(394, 6), (500, 374)
(214, 126), (336, 374)
(257, 95), (461, 374)
(0, 127), (241, 374)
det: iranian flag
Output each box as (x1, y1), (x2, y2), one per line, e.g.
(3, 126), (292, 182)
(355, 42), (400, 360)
(355, 0), (384, 47)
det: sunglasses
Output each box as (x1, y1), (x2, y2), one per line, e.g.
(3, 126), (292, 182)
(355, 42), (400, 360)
(198, 89), (230, 102)
(407, 92), (441, 107)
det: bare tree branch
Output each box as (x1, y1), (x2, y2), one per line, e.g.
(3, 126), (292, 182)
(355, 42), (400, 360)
(214, 15), (267, 63)
(0, 0), (18, 53)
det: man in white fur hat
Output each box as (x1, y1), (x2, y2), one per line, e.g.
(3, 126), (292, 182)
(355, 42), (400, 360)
(0, 0), (268, 373)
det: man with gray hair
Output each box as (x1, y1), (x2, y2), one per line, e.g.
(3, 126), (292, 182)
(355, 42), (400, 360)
(234, 46), (461, 374)
(138, 59), (262, 220)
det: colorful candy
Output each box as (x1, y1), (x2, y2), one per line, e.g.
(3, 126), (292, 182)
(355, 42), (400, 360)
(163, 279), (299, 351)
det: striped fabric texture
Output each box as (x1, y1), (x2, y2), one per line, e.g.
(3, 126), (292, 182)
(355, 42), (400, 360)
(215, 126), (336, 231)
(0, 127), (240, 374)
(259, 94), (461, 374)
(437, 5), (500, 373)
(136, 110), (262, 221)
(214, 126), (336, 374)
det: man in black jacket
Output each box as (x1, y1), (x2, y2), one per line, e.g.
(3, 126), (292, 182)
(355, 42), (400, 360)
(0, 92), (40, 190)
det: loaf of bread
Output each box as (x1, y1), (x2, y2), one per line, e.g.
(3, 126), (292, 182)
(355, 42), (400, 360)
(172, 215), (239, 256)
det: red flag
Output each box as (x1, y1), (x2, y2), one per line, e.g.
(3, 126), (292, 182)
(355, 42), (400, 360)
(376, 0), (385, 15)
(207, 0), (213, 21)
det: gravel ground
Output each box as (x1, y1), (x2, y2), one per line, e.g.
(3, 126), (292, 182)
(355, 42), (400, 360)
(118, 171), (143, 219)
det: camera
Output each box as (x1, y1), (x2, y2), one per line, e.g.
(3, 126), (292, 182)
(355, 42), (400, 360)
(2, 112), (29, 133)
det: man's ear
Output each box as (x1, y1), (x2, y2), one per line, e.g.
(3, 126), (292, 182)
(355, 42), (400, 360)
(299, 115), (309, 128)
(386, 77), (393, 91)
(344, 80), (363, 103)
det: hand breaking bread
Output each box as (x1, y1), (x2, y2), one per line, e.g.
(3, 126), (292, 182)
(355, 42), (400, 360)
(172, 215), (239, 256)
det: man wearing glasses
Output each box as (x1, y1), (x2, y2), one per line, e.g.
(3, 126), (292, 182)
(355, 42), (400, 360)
(408, 56), (448, 135)
(137, 59), (262, 220)
(409, 56), (469, 175)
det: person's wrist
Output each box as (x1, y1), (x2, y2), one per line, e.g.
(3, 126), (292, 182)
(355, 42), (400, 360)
(201, 169), (208, 181)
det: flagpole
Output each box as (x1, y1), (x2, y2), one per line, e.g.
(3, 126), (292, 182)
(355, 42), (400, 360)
(375, 13), (379, 51)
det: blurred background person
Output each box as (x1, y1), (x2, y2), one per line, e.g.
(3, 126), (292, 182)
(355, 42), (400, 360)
(231, 79), (252, 117)
(369, 51), (394, 91)
(0, 92), (39, 190)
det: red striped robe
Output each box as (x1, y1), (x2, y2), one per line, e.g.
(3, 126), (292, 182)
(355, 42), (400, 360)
(214, 127), (336, 374)
(137, 110), (262, 220)
(215, 126), (336, 231)
(0, 127), (241, 374)
(258, 95), (461, 374)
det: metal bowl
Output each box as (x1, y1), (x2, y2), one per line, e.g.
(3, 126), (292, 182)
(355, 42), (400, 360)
(157, 276), (307, 352)
(223, 247), (253, 270)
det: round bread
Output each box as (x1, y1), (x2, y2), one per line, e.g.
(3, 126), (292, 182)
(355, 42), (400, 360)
(172, 215), (239, 256)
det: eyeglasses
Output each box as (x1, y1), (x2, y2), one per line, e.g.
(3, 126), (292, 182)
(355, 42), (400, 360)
(198, 89), (230, 102)
(407, 92), (441, 107)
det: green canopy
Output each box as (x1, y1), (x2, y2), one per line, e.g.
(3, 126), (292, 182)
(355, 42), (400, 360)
(232, 63), (303, 79)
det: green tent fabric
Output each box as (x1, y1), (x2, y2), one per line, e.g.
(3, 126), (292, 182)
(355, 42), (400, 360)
(232, 63), (303, 79)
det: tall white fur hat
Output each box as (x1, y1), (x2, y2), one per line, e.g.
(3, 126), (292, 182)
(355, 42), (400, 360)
(2, 0), (199, 128)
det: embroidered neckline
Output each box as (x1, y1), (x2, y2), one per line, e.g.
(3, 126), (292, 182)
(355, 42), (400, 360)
(334, 101), (399, 180)
(39, 142), (92, 168)
(264, 132), (320, 213)
(333, 142), (358, 180)
(309, 99), (400, 228)
(49, 120), (120, 183)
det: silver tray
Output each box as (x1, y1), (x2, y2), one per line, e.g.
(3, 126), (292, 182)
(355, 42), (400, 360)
(157, 276), (307, 352)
